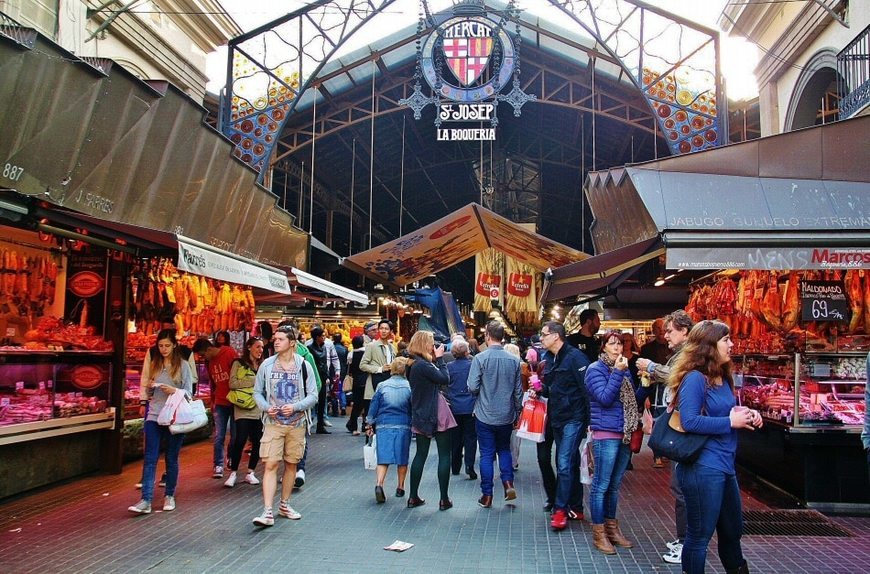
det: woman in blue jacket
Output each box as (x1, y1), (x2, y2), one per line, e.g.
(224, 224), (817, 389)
(366, 357), (412, 503)
(585, 329), (647, 554)
(668, 320), (761, 574)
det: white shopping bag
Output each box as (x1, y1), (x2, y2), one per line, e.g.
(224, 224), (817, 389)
(363, 434), (378, 470)
(156, 391), (187, 426)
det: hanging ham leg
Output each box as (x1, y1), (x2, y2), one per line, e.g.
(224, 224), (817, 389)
(782, 272), (801, 332)
(846, 269), (864, 333)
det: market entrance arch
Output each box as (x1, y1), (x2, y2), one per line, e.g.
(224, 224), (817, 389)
(220, 1), (726, 299)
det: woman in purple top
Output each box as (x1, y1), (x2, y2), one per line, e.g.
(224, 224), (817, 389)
(668, 320), (762, 574)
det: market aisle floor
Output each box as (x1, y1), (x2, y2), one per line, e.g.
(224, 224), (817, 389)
(1, 421), (868, 574)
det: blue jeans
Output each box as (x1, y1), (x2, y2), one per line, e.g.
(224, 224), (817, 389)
(552, 422), (585, 511)
(142, 421), (184, 502)
(213, 404), (235, 467)
(677, 463), (746, 574)
(475, 420), (514, 496)
(589, 438), (631, 524)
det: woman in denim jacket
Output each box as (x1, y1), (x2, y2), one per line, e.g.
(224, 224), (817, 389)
(366, 357), (412, 503)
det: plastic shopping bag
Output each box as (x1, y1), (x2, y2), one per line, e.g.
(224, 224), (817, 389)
(156, 390), (187, 426)
(363, 434), (378, 470)
(515, 392), (547, 443)
(642, 408), (654, 435)
(579, 437), (593, 485)
(169, 398), (208, 434)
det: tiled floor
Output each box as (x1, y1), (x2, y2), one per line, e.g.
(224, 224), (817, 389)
(1, 422), (868, 573)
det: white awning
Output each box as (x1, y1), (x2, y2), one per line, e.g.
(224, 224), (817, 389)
(177, 235), (292, 294)
(290, 267), (369, 305)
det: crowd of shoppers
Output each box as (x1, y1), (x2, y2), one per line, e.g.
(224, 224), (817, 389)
(128, 312), (762, 574)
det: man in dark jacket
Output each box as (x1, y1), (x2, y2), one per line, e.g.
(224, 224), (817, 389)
(332, 333), (349, 415)
(533, 320), (590, 531)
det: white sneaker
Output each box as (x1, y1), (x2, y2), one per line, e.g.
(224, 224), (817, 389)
(294, 469), (305, 488)
(252, 507), (274, 527)
(278, 499), (301, 520)
(665, 539), (681, 551)
(224, 472), (237, 488)
(662, 544), (682, 564)
(323, 419), (333, 427)
(163, 496), (176, 512)
(212, 465), (223, 478)
(128, 500), (151, 514)
(244, 471), (260, 485)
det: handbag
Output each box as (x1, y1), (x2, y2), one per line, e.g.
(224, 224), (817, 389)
(227, 387), (257, 410)
(647, 408), (709, 463)
(363, 434), (378, 470)
(342, 373), (354, 393)
(169, 396), (208, 434)
(629, 424), (644, 454)
(516, 392), (548, 443)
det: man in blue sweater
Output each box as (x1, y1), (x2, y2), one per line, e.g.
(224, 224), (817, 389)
(467, 321), (523, 508)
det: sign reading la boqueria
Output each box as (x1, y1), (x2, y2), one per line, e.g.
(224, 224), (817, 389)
(400, 1), (535, 140)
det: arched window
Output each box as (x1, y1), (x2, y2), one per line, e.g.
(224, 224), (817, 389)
(785, 49), (843, 130)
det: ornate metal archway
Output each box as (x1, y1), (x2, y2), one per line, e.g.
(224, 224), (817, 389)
(221, 0), (726, 178)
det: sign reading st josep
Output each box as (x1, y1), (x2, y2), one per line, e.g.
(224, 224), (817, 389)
(400, 2), (535, 141)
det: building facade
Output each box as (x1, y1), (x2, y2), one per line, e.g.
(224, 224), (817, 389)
(720, 0), (869, 135)
(0, 0), (239, 100)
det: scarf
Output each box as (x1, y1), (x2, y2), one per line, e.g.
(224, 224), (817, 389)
(600, 353), (639, 444)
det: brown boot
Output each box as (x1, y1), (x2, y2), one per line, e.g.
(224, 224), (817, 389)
(604, 518), (634, 548)
(592, 524), (617, 555)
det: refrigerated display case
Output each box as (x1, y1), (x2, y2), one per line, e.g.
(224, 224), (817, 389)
(0, 350), (115, 444)
(733, 352), (868, 510)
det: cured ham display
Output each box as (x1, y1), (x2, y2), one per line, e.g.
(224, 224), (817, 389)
(131, 257), (257, 336)
(689, 268), (870, 354)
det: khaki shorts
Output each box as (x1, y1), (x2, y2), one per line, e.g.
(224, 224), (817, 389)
(259, 424), (306, 463)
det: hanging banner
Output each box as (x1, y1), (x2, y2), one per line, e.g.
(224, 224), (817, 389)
(504, 255), (537, 314)
(474, 248), (503, 312)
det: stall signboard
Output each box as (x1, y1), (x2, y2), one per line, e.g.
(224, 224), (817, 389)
(800, 280), (849, 322)
(667, 247), (870, 271)
(177, 237), (292, 294)
(64, 249), (108, 336)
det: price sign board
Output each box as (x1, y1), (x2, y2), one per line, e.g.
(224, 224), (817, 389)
(800, 280), (848, 322)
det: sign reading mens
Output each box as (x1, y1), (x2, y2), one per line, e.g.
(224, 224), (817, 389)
(176, 236), (292, 295)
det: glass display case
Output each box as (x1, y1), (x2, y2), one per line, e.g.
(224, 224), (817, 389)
(0, 350), (115, 440)
(736, 353), (866, 427)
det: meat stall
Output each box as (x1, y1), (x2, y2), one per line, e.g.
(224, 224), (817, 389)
(542, 117), (870, 510)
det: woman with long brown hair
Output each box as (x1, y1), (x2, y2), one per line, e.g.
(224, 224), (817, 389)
(406, 330), (455, 510)
(129, 329), (193, 515)
(667, 320), (761, 574)
(225, 336), (265, 487)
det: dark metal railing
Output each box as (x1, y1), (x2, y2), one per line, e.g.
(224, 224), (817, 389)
(0, 10), (36, 49)
(838, 24), (870, 119)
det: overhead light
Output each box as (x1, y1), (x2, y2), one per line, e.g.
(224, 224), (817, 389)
(654, 276), (666, 287)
